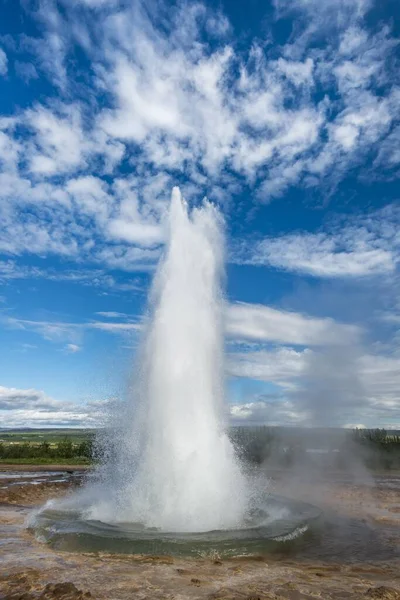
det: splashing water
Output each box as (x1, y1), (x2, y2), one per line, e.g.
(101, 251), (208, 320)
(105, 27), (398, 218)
(79, 188), (247, 532)
(32, 187), (321, 551)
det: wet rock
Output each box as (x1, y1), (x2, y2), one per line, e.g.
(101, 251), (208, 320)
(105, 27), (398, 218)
(2, 582), (93, 600)
(0, 570), (41, 598)
(365, 587), (400, 600)
(136, 555), (174, 565)
(2, 594), (35, 600)
(39, 582), (92, 599)
(209, 587), (282, 600)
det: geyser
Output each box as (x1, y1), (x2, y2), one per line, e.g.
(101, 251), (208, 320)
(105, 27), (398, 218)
(69, 188), (246, 532)
(31, 188), (321, 555)
(124, 188), (247, 531)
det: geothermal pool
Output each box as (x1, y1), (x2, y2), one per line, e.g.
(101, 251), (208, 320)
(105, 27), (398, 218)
(30, 494), (321, 557)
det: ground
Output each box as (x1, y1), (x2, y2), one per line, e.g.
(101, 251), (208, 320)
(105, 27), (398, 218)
(0, 465), (399, 600)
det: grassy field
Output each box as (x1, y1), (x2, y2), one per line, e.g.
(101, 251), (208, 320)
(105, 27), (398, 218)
(0, 429), (95, 444)
(1, 427), (399, 470)
(0, 458), (91, 466)
(0, 429), (95, 465)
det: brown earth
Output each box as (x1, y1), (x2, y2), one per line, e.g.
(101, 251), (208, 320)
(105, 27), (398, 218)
(0, 471), (399, 600)
(0, 466), (90, 473)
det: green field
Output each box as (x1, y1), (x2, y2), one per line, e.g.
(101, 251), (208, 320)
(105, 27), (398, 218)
(0, 457), (91, 465)
(0, 429), (95, 465)
(1, 427), (399, 470)
(0, 429), (95, 444)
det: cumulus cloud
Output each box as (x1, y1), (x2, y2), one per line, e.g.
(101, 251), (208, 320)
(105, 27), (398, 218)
(227, 348), (400, 429)
(0, 385), (103, 428)
(229, 397), (304, 427)
(0, 0), (397, 267)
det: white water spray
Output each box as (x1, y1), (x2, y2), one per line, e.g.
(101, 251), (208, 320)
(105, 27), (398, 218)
(83, 188), (247, 532)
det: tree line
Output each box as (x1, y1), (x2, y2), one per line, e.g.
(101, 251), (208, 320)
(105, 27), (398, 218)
(0, 437), (94, 462)
(1, 428), (399, 470)
(230, 426), (400, 471)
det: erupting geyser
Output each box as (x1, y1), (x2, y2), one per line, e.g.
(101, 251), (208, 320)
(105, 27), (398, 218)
(86, 187), (247, 532)
(31, 188), (320, 554)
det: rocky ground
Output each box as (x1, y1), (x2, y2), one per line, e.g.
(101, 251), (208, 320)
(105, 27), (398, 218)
(0, 467), (399, 600)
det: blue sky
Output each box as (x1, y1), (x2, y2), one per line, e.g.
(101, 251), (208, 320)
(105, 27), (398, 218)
(0, 0), (399, 429)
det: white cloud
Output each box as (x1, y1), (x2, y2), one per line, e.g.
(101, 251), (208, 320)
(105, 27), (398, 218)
(238, 207), (400, 277)
(27, 105), (86, 175)
(0, 385), (103, 428)
(227, 347), (307, 387)
(226, 301), (360, 346)
(277, 57), (314, 86)
(3, 316), (141, 343)
(250, 234), (394, 277)
(96, 311), (128, 318)
(374, 125), (400, 171)
(339, 26), (369, 55)
(227, 348), (400, 429)
(14, 61), (39, 82)
(107, 219), (164, 247)
(0, 259), (143, 292)
(0, 48), (8, 75)
(0, 0), (397, 266)
(19, 343), (37, 352)
(6, 317), (82, 344)
(65, 343), (81, 353)
(274, 0), (372, 18)
(229, 398), (305, 427)
(228, 393), (400, 429)
(89, 321), (141, 333)
(94, 245), (160, 272)
(2, 298), (360, 350)
(74, 0), (117, 6)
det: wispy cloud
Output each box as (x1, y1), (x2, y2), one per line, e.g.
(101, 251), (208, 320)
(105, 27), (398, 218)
(237, 206), (400, 277)
(88, 321), (141, 333)
(64, 343), (81, 353)
(0, 0), (397, 269)
(2, 299), (361, 351)
(95, 311), (128, 318)
(0, 47), (7, 75)
(226, 301), (361, 345)
(3, 315), (141, 343)
(0, 259), (143, 291)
